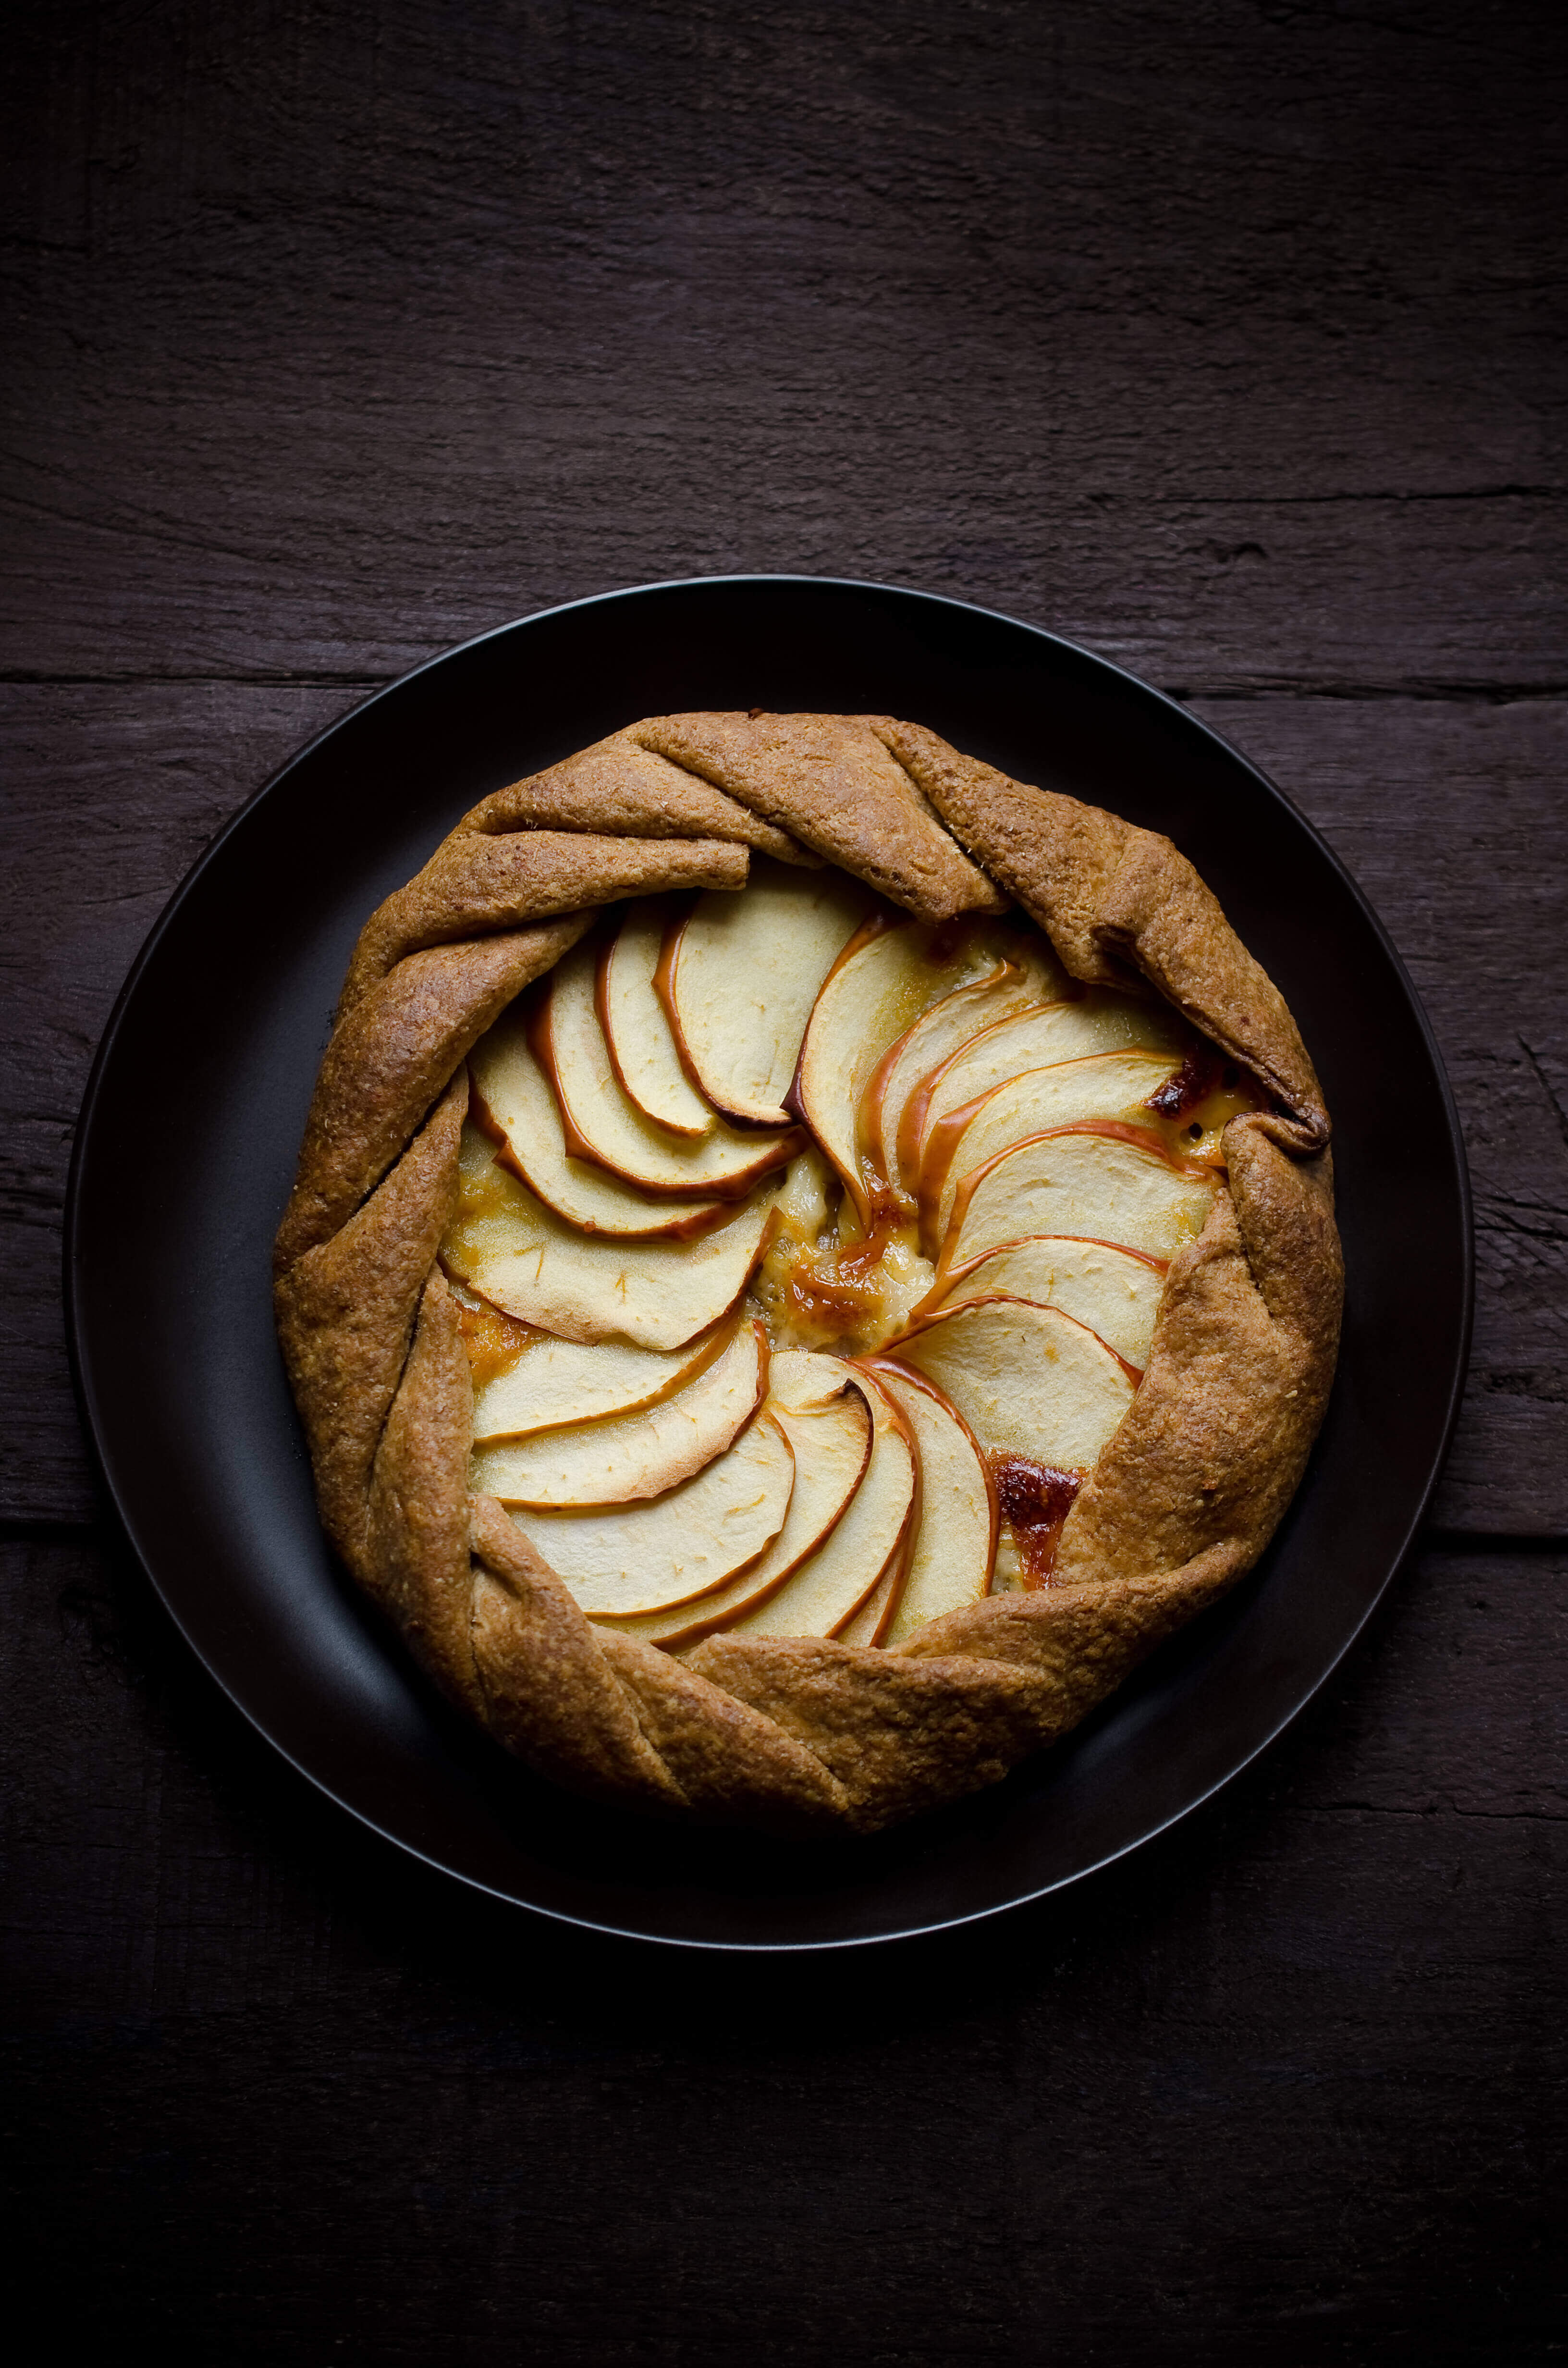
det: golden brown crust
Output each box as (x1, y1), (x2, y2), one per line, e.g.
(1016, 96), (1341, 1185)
(339, 832), (749, 1015)
(461, 727), (818, 866)
(364, 1270), (478, 1707)
(633, 712), (1010, 925)
(275, 920), (592, 1275)
(873, 718), (1328, 1142)
(274, 1071), (467, 1581)
(273, 713), (1344, 1834)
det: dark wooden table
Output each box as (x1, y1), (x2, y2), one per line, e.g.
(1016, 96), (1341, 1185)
(4, 6), (1565, 2360)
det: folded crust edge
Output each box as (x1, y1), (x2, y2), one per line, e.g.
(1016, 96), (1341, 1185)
(271, 717), (1344, 1835)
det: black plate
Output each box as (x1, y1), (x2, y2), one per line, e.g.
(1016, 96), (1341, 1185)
(66, 577), (1471, 1949)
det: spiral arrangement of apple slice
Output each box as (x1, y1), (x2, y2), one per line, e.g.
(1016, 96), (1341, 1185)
(441, 858), (1255, 1645)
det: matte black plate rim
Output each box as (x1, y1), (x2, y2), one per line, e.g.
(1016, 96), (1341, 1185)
(64, 573), (1475, 1951)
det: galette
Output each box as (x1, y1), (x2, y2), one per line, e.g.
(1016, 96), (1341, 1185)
(274, 713), (1342, 1833)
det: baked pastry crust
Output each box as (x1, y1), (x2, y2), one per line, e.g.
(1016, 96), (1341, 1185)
(273, 715), (1343, 1833)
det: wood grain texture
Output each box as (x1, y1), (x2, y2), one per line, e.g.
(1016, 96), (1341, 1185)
(2, 0), (1565, 2352)
(1188, 694), (1568, 1534)
(0, 685), (357, 1522)
(2, 1), (1564, 692)
(3, 686), (1560, 1528)
(2, 1527), (1561, 2362)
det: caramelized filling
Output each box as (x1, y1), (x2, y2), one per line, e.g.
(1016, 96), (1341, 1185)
(1145, 1047), (1263, 1166)
(990, 1455), (1082, 1587)
(453, 1293), (537, 1388)
(770, 1172), (933, 1357)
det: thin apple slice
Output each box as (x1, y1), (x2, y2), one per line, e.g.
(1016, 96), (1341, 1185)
(443, 1119), (782, 1348)
(888, 1296), (1135, 1469)
(875, 962), (1056, 1187)
(864, 1363), (996, 1645)
(662, 855), (873, 1125)
(833, 1544), (906, 1647)
(918, 1048), (1182, 1250)
(594, 1381), (874, 1647)
(938, 1125), (1220, 1281)
(904, 991), (1185, 1181)
(507, 1410), (796, 1616)
(598, 901), (716, 1138)
(922, 1235), (1166, 1370)
(473, 1326), (724, 1442)
(469, 1006), (725, 1237)
(473, 1321), (769, 1507)
(548, 939), (797, 1197)
(721, 1366), (917, 1639)
(793, 918), (989, 1220)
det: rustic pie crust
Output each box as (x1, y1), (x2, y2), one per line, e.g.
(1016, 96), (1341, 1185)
(273, 713), (1343, 1836)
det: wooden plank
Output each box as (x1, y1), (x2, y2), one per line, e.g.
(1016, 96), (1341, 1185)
(3, 683), (1563, 1529)
(3, 2), (1564, 691)
(0, 685), (359, 1522)
(1188, 693), (1568, 1533)
(3, 1530), (1562, 2354)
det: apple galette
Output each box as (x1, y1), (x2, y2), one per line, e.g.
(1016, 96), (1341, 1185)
(274, 714), (1342, 1833)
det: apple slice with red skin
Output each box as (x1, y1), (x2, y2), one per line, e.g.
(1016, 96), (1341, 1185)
(472, 1321), (731, 1442)
(595, 1371), (874, 1648)
(718, 1364), (917, 1639)
(472, 1321), (769, 1507)
(902, 991), (1184, 1185)
(598, 900), (716, 1139)
(872, 962), (1053, 1189)
(792, 917), (1053, 1223)
(545, 939), (798, 1197)
(832, 1530), (914, 1648)
(792, 916), (954, 1218)
(507, 1408), (796, 1616)
(936, 1124), (1221, 1284)
(916, 1048), (1182, 1252)
(918, 1234), (1166, 1370)
(469, 1008), (728, 1238)
(444, 1118), (784, 1349)
(661, 855), (873, 1126)
(889, 1294), (1137, 1469)
(858, 1362), (996, 1645)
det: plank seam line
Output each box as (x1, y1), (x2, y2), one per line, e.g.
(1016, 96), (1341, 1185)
(0, 1517), (102, 1543)
(1298, 1805), (1567, 1824)
(5, 675), (1568, 703)
(1420, 1528), (1568, 1554)
(1174, 682), (1568, 704)
(0, 672), (391, 688)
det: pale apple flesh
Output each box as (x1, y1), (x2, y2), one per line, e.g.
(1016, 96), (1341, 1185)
(792, 918), (1030, 1220)
(470, 1008), (727, 1237)
(903, 990), (1185, 1183)
(917, 1048), (1184, 1250)
(596, 1380), (873, 1648)
(472, 1321), (769, 1507)
(862, 1362), (996, 1645)
(444, 1118), (784, 1348)
(938, 1125), (1220, 1283)
(889, 1295), (1135, 1469)
(662, 856), (873, 1125)
(446, 857), (1242, 1651)
(472, 1324), (728, 1442)
(598, 901), (716, 1139)
(547, 938), (797, 1196)
(920, 1234), (1166, 1371)
(720, 1367), (917, 1639)
(873, 963), (1056, 1188)
(833, 1533), (912, 1647)
(507, 1409), (796, 1616)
